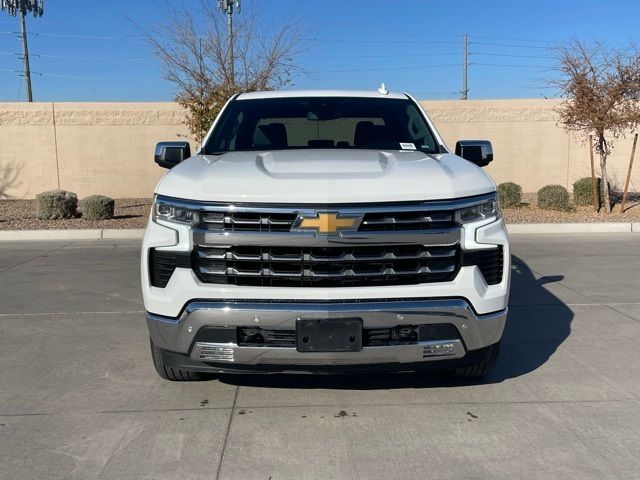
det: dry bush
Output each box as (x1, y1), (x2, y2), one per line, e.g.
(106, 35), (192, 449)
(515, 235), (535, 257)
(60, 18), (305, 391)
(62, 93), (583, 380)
(537, 185), (572, 211)
(80, 195), (115, 220)
(35, 190), (78, 220)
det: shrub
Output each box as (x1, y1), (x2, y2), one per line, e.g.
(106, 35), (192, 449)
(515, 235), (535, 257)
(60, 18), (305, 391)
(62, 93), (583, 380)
(572, 177), (611, 207)
(497, 182), (522, 208)
(79, 195), (115, 220)
(35, 190), (77, 219)
(537, 185), (571, 211)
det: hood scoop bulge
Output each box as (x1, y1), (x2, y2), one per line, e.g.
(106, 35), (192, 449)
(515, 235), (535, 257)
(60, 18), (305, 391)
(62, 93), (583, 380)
(255, 151), (397, 178)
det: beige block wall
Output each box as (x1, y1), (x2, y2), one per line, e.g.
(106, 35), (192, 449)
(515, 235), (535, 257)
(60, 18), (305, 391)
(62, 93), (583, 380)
(422, 98), (639, 193)
(0, 102), (191, 199)
(1, 99), (638, 199)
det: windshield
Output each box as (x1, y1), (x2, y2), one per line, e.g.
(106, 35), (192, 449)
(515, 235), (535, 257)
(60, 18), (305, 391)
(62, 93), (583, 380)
(203, 96), (441, 154)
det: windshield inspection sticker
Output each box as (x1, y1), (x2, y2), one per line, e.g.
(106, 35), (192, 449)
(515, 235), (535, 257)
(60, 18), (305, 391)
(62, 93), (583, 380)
(399, 142), (416, 150)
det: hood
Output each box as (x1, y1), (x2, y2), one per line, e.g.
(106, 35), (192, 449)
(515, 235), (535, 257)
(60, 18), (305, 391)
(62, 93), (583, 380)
(155, 149), (496, 204)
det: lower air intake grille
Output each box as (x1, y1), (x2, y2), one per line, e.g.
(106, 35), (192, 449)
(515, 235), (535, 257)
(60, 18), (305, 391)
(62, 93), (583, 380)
(149, 249), (191, 288)
(462, 246), (504, 285)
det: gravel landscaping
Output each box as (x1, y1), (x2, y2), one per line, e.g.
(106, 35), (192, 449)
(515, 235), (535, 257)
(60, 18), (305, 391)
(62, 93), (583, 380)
(0, 198), (152, 230)
(502, 193), (640, 223)
(1, 194), (639, 229)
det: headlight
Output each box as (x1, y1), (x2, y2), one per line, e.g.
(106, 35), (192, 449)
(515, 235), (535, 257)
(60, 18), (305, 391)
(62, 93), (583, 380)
(455, 199), (500, 224)
(153, 201), (199, 225)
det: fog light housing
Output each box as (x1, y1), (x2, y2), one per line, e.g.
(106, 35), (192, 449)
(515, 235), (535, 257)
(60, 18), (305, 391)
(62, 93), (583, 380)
(238, 327), (264, 345)
(392, 325), (418, 342)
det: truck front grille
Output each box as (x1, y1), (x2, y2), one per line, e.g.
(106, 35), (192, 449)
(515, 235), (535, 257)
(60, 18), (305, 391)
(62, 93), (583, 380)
(193, 244), (460, 287)
(201, 211), (298, 232)
(359, 211), (455, 231)
(199, 209), (455, 232)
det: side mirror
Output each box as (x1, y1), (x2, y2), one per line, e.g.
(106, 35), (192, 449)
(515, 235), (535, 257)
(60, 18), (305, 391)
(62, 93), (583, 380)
(154, 141), (191, 169)
(455, 140), (493, 167)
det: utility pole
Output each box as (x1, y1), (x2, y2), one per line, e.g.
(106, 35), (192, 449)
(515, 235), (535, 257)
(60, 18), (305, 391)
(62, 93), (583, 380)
(19, 8), (32, 102)
(1, 0), (44, 102)
(461, 33), (468, 100)
(219, 0), (240, 87)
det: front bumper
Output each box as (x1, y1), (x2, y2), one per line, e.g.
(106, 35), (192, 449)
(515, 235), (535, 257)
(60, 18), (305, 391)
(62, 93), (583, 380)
(147, 298), (507, 372)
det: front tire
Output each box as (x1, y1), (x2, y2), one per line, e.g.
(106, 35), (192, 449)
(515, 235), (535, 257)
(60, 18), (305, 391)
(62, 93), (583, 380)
(150, 337), (204, 381)
(453, 341), (501, 378)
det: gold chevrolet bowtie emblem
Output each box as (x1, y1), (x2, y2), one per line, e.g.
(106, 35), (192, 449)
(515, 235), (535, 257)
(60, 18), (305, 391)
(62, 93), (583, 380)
(298, 213), (359, 234)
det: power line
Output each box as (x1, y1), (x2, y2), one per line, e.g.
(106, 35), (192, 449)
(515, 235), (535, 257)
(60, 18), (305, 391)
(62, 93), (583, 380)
(471, 52), (551, 59)
(31, 31), (144, 40)
(471, 35), (555, 44)
(0, 66), (157, 81)
(314, 38), (462, 45)
(0, 30), (144, 40)
(318, 63), (461, 73)
(471, 63), (553, 69)
(0, 50), (148, 60)
(38, 72), (156, 81)
(472, 41), (550, 50)
(0, 28), (563, 99)
(301, 52), (461, 59)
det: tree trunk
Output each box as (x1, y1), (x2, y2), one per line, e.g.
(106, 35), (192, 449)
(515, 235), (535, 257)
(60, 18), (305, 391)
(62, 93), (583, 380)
(599, 152), (612, 213)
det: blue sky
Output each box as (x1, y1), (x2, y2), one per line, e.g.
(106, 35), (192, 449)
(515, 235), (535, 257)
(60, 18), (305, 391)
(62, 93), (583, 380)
(0, 0), (638, 102)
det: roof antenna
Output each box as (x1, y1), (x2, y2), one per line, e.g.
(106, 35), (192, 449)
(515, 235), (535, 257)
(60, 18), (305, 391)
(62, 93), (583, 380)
(377, 82), (389, 95)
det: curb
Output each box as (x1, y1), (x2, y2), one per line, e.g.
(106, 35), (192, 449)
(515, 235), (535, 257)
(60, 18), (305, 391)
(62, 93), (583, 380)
(0, 223), (638, 241)
(0, 229), (145, 241)
(507, 223), (636, 234)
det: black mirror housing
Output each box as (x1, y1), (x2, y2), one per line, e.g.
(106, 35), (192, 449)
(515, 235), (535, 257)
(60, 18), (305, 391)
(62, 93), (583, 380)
(455, 140), (493, 167)
(154, 141), (191, 169)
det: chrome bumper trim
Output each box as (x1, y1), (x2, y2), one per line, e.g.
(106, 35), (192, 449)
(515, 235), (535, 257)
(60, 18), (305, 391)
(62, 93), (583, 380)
(191, 339), (465, 365)
(146, 299), (507, 361)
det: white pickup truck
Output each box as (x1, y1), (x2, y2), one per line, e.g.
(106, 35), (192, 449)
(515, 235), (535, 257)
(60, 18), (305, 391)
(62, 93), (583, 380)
(141, 89), (510, 380)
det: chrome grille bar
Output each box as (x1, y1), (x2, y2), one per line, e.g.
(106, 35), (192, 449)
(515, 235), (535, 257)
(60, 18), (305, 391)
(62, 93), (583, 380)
(193, 244), (460, 287)
(198, 264), (456, 278)
(195, 247), (458, 263)
(193, 228), (461, 247)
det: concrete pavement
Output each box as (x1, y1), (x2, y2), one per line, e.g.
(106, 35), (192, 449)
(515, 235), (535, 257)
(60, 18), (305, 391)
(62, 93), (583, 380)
(0, 234), (639, 479)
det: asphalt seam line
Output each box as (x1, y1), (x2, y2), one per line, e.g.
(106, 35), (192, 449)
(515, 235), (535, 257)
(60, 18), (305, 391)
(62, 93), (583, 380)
(0, 241), (73, 273)
(0, 398), (637, 418)
(215, 385), (240, 480)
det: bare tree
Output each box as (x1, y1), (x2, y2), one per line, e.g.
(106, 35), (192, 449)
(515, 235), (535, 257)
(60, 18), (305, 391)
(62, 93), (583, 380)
(0, 161), (21, 199)
(551, 39), (640, 212)
(146, 1), (305, 143)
